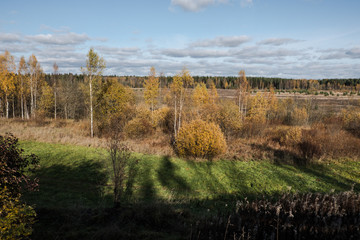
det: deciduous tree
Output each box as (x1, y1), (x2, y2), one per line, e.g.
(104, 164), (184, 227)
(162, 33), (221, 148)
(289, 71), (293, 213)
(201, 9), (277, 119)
(143, 66), (159, 115)
(82, 48), (105, 137)
(0, 51), (16, 118)
(28, 54), (42, 118)
(170, 67), (193, 138)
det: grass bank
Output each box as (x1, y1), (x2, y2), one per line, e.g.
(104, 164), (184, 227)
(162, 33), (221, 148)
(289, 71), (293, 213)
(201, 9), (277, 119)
(21, 140), (360, 209)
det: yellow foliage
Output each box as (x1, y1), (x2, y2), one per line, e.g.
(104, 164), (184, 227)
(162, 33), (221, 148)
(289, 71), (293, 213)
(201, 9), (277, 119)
(124, 116), (154, 139)
(176, 119), (227, 159)
(144, 67), (159, 111)
(192, 83), (209, 107)
(217, 100), (242, 137)
(0, 187), (36, 240)
(152, 106), (172, 130)
(265, 85), (279, 121)
(38, 82), (54, 116)
(246, 93), (269, 124)
(292, 107), (308, 126)
(279, 126), (303, 146)
(341, 109), (360, 131)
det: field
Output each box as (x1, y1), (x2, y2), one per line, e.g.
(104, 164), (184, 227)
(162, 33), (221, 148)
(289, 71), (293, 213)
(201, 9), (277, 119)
(16, 140), (360, 239)
(2, 90), (360, 239)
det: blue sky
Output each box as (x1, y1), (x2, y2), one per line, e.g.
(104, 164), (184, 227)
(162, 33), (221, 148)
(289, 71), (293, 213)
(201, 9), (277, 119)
(1, 0), (360, 78)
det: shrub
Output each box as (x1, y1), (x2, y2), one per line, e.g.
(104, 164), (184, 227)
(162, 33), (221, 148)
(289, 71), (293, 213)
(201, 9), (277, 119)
(216, 101), (242, 137)
(291, 107), (308, 125)
(176, 119), (227, 159)
(0, 134), (38, 239)
(278, 126), (302, 146)
(0, 187), (37, 239)
(153, 106), (174, 133)
(124, 117), (154, 139)
(341, 109), (360, 136)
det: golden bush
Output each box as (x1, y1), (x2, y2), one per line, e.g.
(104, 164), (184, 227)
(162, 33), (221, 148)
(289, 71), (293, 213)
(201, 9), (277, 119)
(279, 126), (303, 146)
(341, 109), (360, 133)
(176, 119), (227, 159)
(124, 117), (154, 139)
(216, 100), (242, 137)
(153, 106), (174, 133)
(291, 107), (308, 125)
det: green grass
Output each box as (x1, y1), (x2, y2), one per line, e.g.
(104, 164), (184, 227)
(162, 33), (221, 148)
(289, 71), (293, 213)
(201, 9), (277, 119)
(20, 141), (360, 209)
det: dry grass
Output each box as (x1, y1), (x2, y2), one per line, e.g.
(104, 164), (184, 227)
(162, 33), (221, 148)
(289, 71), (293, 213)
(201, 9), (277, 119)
(2, 116), (360, 162)
(0, 118), (106, 148)
(0, 118), (174, 155)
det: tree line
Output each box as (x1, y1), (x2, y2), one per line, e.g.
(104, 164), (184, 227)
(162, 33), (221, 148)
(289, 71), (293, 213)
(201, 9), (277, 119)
(1, 49), (360, 125)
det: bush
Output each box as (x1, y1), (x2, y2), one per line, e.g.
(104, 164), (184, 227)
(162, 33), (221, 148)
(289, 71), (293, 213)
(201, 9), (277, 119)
(0, 187), (37, 239)
(216, 101), (242, 137)
(176, 119), (227, 159)
(341, 109), (360, 136)
(153, 107), (174, 133)
(278, 126), (302, 147)
(124, 117), (154, 139)
(291, 107), (308, 125)
(0, 134), (38, 239)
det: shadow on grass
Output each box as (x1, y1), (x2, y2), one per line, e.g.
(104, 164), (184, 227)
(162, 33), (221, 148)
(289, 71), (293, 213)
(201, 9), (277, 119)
(24, 160), (110, 208)
(157, 156), (191, 196)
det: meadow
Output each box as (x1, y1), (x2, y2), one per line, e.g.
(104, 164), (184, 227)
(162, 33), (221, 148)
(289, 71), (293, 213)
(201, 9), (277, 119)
(15, 139), (360, 239)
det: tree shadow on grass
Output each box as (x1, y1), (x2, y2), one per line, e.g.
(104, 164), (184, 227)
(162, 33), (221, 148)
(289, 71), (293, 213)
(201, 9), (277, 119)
(139, 162), (156, 200)
(24, 160), (110, 208)
(157, 156), (191, 196)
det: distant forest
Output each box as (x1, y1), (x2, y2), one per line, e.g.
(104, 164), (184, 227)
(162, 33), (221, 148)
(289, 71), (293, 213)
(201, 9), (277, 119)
(44, 73), (360, 90)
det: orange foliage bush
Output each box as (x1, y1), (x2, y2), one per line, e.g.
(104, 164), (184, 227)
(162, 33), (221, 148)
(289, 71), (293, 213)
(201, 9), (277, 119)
(176, 119), (227, 159)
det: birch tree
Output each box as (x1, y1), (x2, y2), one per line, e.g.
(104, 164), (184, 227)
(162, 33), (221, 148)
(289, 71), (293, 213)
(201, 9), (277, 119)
(143, 66), (159, 115)
(236, 70), (250, 119)
(170, 67), (193, 138)
(0, 51), (16, 118)
(82, 48), (105, 138)
(18, 56), (29, 119)
(53, 62), (58, 120)
(28, 55), (42, 118)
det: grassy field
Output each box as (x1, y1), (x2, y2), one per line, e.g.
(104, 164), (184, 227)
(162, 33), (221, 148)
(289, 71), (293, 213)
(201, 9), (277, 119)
(21, 140), (360, 209)
(17, 140), (360, 239)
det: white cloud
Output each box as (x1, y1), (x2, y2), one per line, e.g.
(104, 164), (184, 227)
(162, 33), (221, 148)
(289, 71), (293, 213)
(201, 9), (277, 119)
(25, 32), (90, 45)
(191, 35), (251, 47)
(258, 38), (302, 46)
(319, 47), (360, 60)
(0, 33), (21, 43)
(160, 48), (230, 58)
(171, 0), (218, 12)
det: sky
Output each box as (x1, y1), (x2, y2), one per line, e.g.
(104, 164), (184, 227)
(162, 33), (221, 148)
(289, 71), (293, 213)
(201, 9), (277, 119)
(0, 0), (360, 78)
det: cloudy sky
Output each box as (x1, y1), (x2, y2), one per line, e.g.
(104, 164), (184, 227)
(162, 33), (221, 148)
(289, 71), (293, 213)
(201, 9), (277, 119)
(1, 0), (360, 78)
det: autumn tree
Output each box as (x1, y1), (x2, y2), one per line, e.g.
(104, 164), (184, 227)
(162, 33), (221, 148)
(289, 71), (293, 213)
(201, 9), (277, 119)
(170, 67), (193, 138)
(236, 70), (250, 119)
(53, 62), (58, 120)
(192, 82), (210, 109)
(38, 82), (54, 117)
(0, 51), (16, 118)
(28, 54), (42, 118)
(18, 56), (29, 119)
(95, 78), (134, 137)
(82, 48), (105, 137)
(143, 66), (159, 115)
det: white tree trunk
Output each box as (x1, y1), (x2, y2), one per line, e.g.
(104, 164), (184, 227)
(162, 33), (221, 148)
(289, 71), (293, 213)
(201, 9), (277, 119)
(89, 77), (94, 138)
(54, 91), (57, 120)
(5, 95), (9, 119)
(174, 95), (177, 138)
